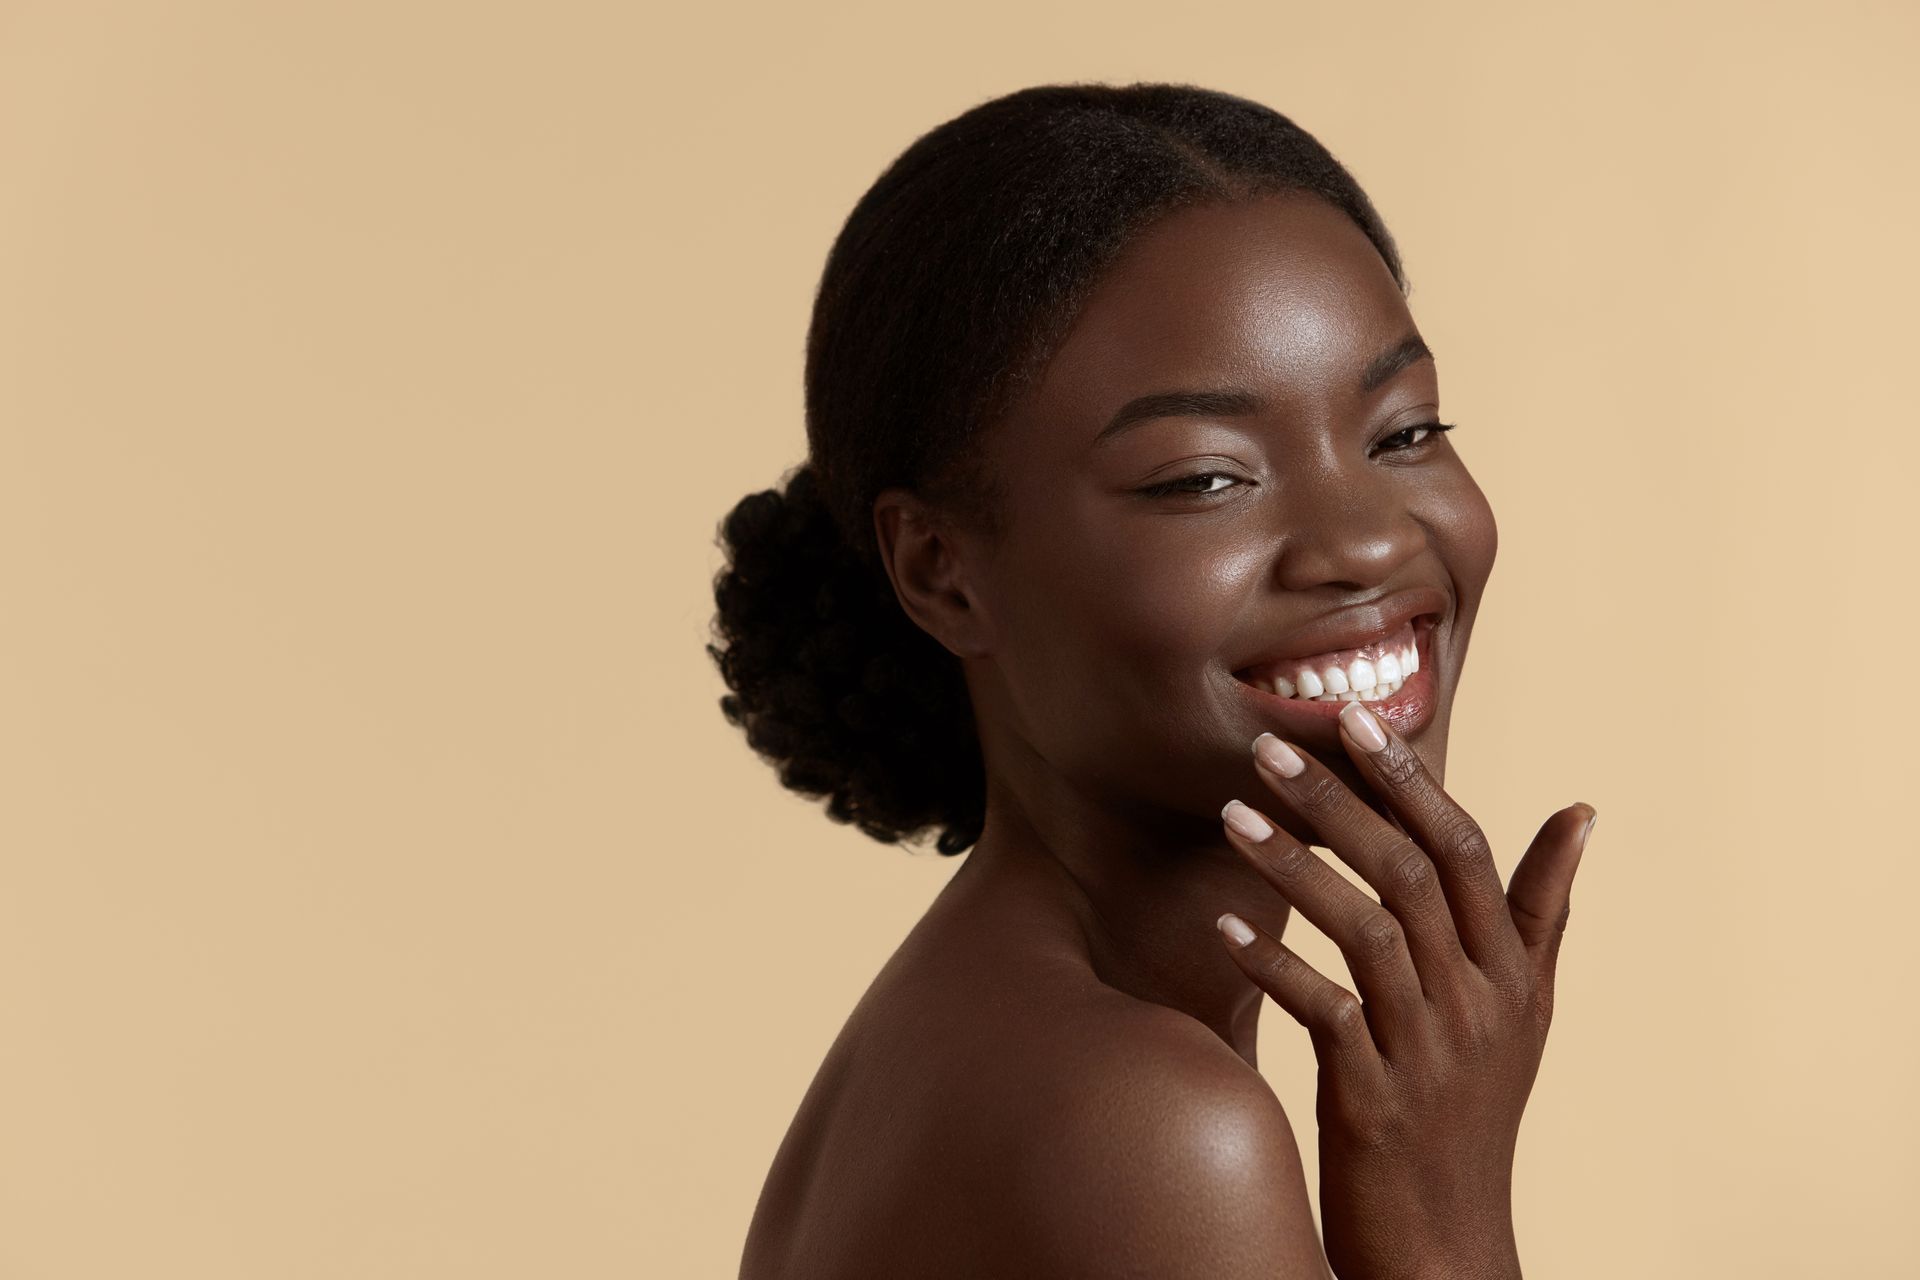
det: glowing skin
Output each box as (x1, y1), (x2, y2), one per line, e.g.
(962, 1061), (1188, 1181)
(744, 191), (1503, 1278)
(939, 191), (1495, 873)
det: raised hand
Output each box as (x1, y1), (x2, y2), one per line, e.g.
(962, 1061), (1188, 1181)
(1214, 699), (1595, 1280)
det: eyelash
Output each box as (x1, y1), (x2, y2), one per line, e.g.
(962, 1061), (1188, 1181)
(1136, 422), (1457, 499)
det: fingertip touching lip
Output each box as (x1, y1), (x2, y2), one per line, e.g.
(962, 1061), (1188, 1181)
(1230, 586), (1449, 680)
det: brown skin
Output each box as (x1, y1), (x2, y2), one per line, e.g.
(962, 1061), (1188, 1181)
(738, 192), (1589, 1279)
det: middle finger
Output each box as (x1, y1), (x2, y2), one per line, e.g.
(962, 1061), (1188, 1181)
(1328, 700), (1527, 983)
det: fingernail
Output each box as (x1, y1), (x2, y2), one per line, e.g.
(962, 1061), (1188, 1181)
(1217, 912), (1256, 947)
(1221, 799), (1274, 842)
(1252, 732), (1305, 777)
(1339, 700), (1388, 753)
(1579, 809), (1598, 851)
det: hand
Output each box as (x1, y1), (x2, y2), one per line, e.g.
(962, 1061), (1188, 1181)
(1213, 700), (1595, 1280)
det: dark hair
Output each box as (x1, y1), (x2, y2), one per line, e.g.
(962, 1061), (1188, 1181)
(707, 81), (1405, 856)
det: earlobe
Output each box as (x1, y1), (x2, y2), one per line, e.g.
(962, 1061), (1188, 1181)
(872, 488), (992, 660)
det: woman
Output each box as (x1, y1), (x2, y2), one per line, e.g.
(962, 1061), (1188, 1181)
(711, 81), (1595, 1279)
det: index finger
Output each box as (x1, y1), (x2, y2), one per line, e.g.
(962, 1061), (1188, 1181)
(1329, 699), (1526, 982)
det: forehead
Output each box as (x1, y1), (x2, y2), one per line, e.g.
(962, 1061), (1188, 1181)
(1012, 191), (1417, 437)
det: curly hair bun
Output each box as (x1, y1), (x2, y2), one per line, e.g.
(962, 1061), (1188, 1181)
(708, 464), (984, 855)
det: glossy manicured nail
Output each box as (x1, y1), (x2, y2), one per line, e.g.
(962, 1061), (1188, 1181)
(1340, 700), (1388, 753)
(1217, 912), (1256, 947)
(1221, 799), (1273, 842)
(1252, 733), (1305, 777)
(1579, 808), (1598, 851)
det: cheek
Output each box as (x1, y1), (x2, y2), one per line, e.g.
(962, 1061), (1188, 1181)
(993, 512), (1259, 741)
(1076, 513), (1267, 672)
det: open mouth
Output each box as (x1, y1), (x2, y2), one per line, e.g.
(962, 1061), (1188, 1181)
(1232, 612), (1440, 706)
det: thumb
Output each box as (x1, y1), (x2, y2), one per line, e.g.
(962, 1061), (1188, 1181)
(1507, 803), (1597, 956)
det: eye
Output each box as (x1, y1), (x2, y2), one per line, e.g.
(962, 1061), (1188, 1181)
(1374, 421), (1457, 455)
(1136, 470), (1248, 499)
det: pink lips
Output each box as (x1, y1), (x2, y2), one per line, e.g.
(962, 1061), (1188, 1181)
(1232, 615), (1440, 742)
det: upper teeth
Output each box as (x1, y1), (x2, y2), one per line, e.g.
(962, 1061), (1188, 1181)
(1249, 634), (1422, 704)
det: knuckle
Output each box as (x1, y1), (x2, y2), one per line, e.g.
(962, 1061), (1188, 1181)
(1490, 970), (1537, 1021)
(1253, 946), (1294, 988)
(1372, 743), (1425, 790)
(1357, 910), (1405, 962)
(1508, 897), (1559, 935)
(1437, 815), (1494, 866)
(1449, 1013), (1496, 1059)
(1447, 994), (1510, 1058)
(1510, 894), (1571, 942)
(1323, 989), (1367, 1033)
(1296, 773), (1348, 817)
(1386, 846), (1438, 901)
(1261, 841), (1315, 880)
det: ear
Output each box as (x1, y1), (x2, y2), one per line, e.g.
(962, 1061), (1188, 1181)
(871, 486), (992, 660)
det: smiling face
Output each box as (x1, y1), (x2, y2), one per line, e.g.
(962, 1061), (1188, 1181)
(956, 191), (1498, 827)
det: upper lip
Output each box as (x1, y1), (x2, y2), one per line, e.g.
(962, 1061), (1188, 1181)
(1231, 585), (1450, 674)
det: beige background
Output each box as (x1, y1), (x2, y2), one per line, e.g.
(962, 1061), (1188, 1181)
(2, 1), (1915, 1276)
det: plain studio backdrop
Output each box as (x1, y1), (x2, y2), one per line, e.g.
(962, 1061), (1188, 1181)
(2, 2), (1914, 1277)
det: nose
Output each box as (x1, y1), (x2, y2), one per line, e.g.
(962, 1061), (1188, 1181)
(1270, 474), (1429, 593)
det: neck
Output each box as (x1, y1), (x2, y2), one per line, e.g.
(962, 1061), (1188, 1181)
(946, 765), (1293, 1069)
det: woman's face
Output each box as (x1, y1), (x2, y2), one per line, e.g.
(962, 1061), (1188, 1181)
(962, 191), (1497, 831)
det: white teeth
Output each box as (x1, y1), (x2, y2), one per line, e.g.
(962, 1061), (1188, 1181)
(1359, 676), (1403, 702)
(1280, 673), (1405, 704)
(1245, 629), (1426, 703)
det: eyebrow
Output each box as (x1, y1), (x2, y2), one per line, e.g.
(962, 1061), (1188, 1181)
(1360, 334), (1436, 394)
(1091, 334), (1436, 448)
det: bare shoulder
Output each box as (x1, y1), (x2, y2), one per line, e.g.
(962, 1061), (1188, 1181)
(997, 997), (1332, 1279)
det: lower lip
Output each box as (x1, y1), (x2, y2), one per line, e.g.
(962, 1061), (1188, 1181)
(1231, 619), (1441, 743)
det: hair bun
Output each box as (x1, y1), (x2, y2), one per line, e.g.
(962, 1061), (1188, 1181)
(707, 462), (984, 855)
